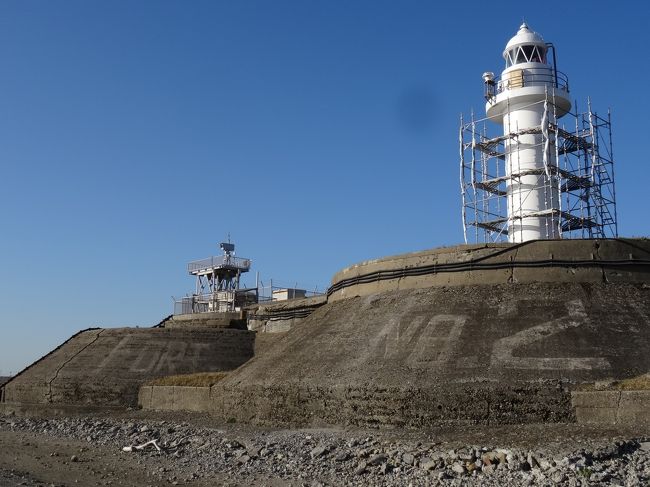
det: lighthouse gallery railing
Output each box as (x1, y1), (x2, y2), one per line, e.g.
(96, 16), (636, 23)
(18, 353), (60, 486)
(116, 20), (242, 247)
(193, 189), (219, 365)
(485, 68), (569, 99)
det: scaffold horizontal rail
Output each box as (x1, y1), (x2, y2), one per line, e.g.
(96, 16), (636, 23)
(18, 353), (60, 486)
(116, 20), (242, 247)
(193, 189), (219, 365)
(561, 214), (598, 231)
(473, 221), (509, 235)
(475, 181), (507, 196)
(466, 166), (591, 193)
(555, 126), (593, 154)
(474, 140), (505, 159)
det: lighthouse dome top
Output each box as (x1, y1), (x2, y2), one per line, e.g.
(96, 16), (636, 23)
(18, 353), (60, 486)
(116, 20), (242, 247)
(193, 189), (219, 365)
(505, 23), (545, 50)
(503, 23), (548, 67)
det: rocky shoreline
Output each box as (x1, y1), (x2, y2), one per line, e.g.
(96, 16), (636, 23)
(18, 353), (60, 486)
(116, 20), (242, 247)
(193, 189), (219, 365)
(1, 415), (649, 486)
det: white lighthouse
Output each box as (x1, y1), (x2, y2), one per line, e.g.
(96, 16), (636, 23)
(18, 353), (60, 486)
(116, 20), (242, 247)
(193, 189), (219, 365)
(459, 24), (617, 244)
(484, 23), (571, 243)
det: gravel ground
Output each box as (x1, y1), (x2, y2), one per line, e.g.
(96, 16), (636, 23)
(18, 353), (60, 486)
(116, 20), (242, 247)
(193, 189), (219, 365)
(1, 413), (649, 486)
(0, 468), (45, 487)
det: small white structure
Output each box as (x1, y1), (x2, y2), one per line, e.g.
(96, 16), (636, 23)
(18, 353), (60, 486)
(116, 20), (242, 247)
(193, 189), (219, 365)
(460, 24), (617, 243)
(272, 288), (307, 301)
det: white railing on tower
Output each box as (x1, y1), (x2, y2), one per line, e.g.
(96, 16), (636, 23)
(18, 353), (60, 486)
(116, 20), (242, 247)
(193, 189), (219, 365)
(187, 255), (251, 273)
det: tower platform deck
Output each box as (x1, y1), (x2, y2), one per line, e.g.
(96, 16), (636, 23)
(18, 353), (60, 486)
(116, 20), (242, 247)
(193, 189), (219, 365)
(187, 255), (251, 276)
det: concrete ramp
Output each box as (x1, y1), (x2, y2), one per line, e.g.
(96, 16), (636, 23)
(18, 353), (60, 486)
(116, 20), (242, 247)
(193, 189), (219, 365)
(2, 327), (254, 410)
(215, 281), (650, 427)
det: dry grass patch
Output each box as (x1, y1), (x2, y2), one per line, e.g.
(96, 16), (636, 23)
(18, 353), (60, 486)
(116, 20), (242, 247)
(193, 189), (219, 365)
(616, 374), (650, 390)
(577, 374), (650, 391)
(146, 372), (229, 387)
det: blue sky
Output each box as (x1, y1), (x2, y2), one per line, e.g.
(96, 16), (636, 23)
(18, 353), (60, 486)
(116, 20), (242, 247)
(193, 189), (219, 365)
(1, 0), (648, 374)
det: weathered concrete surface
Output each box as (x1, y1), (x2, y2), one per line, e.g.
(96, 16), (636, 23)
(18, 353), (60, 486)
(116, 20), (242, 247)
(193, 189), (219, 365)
(329, 238), (650, 302)
(164, 311), (246, 329)
(214, 281), (650, 427)
(247, 295), (327, 333)
(5, 238), (649, 427)
(572, 391), (650, 426)
(1, 327), (254, 409)
(138, 385), (212, 412)
(253, 332), (288, 356)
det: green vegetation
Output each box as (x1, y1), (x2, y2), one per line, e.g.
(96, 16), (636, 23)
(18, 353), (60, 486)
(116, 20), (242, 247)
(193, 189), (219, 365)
(577, 467), (593, 478)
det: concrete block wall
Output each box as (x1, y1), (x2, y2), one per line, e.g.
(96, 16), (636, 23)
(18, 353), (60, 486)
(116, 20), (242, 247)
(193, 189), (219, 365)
(214, 382), (575, 428)
(138, 385), (212, 413)
(164, 311), (246, 329)
(247, 295), (326, 333)
(572, 391), (650, 426)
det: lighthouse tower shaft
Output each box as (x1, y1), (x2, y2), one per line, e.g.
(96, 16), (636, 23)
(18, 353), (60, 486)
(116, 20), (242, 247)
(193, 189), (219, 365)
(485, 23), (571, 243)
(501, 99), (563, 241)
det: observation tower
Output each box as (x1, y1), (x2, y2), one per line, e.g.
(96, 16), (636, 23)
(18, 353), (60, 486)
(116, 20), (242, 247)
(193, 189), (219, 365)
(177, 240), (254, 314)
(460, 23), (617, 243)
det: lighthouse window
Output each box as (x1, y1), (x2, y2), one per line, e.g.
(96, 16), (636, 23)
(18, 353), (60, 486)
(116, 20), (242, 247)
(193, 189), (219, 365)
(521, 45), (534, 62)
(530, 46), (541, 62)
(515, 47), (527, 64)
(506, 46), (546, 66)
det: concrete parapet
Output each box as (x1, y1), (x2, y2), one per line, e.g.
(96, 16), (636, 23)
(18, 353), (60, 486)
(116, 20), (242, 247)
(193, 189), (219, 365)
(138, 385), (212, 412)
(329, 239), (650, 302)
(572, 391), (650, 426)
(247, 295), (326, 333)
(164, 311), (246, 329)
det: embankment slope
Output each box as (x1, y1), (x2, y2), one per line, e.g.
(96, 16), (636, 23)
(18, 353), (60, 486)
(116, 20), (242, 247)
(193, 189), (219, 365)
(216, 281), (650, 427)
(2, 327), (254, 410)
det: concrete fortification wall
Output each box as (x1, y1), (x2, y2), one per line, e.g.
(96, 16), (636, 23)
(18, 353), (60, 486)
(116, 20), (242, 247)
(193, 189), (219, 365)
(329, 239), (650, 301)
(163, 312), (247, 330)
(212, 239), (650, 427)
(215, 281), (650, 427)
(3, 238), (649, 427)
(2, 327), (254, 410)
(247, 295), (327, 333)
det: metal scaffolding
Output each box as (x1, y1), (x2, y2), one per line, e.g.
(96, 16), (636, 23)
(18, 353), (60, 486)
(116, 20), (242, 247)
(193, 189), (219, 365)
(459, 98), (617, 243)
